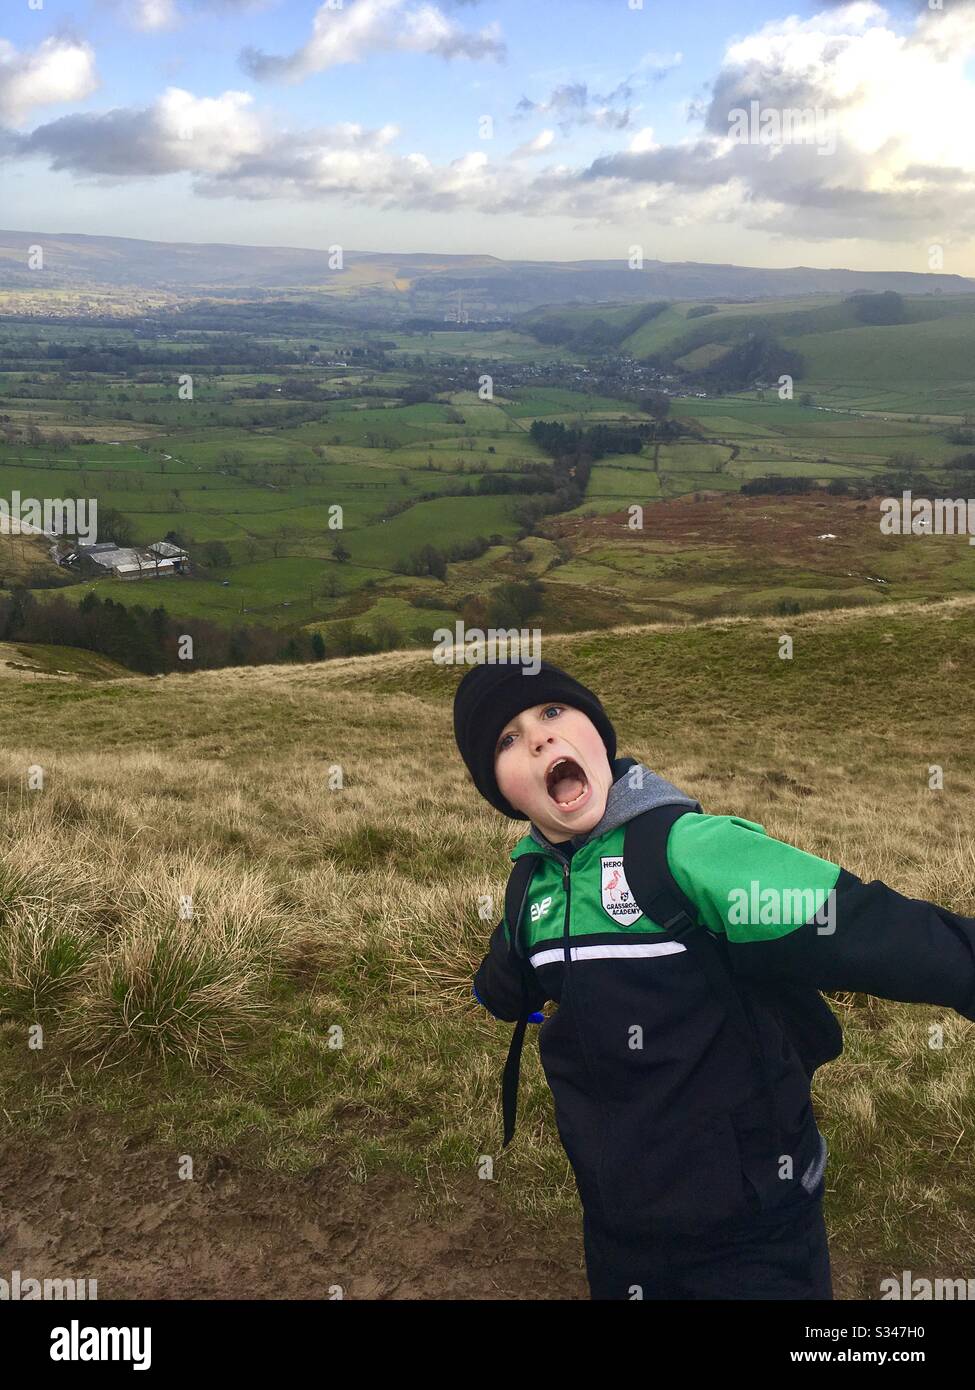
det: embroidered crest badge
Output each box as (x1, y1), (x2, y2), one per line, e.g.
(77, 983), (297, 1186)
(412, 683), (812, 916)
(600, 856), (643, 926)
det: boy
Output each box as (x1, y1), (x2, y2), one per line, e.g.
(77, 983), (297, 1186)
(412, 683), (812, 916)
(453, 658), (975, 1300)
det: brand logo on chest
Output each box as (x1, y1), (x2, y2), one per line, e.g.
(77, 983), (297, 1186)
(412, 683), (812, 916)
(600, 856), (643, 926)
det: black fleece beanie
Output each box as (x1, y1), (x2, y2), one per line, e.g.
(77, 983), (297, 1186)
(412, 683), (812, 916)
(452, 659), (617, 820)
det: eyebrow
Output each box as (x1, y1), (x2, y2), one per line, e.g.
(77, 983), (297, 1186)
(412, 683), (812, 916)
(496, 703), (551, 746)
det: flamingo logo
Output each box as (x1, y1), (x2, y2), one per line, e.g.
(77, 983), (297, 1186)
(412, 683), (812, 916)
(600, 857), (643, 926)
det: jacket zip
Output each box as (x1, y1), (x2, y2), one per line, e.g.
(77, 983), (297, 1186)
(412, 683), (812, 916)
(561, 860), (571, 966)
(553, 850), (612, 1219)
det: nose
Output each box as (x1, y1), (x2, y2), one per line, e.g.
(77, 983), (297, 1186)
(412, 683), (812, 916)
(533, 731), (556, 754)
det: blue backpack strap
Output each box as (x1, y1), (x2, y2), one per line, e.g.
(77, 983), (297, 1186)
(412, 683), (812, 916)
(623, 805), (785, 1145)
(501, 853), (542, 1147)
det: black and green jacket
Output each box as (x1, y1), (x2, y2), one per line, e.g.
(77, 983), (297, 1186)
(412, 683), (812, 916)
(474, 757), (975, 1239)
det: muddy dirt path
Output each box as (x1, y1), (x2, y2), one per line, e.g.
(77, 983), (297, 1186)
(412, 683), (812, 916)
(0, 1127), (588, 1300)
(0, 1125), (877, 1300)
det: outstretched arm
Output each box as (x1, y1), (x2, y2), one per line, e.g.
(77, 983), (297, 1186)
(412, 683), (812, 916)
(667, 813), (975, 1021)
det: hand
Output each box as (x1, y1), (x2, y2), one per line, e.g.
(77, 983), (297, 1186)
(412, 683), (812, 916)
(472, 983), (544, 1023)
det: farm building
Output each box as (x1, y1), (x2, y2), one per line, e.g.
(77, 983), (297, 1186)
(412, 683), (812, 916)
(71, 541), (190, 580)
(147, 541), (189, 569)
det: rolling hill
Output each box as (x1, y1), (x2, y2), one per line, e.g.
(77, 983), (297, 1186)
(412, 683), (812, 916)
(1, 228), (971, 313)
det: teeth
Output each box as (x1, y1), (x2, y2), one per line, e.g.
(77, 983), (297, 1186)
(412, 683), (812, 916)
(557, 786), (587, 808)
(546, 758), (568, 787)
(545, 756), (588, 809)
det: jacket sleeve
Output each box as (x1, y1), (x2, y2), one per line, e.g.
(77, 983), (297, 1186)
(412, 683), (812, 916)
(473, 919), (549, 1022)
(666, 813), (975, 1022)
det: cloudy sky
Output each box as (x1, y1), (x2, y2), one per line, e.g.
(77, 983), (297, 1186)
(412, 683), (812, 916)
(2, 0), (974, 274)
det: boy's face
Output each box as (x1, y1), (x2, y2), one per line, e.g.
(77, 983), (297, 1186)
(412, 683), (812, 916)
(493, 702), (613, 843)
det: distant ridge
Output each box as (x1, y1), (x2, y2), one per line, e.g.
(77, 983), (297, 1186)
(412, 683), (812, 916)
(0, 228), (971, 308)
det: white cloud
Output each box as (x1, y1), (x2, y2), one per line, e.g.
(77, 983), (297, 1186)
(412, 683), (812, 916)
(154, 88), (267, 171)
(131, 0), (181, 30)
(124, 0), (274, 30)
(0, 36), (99, 125)
(15, 86), (497, 211)
(516, 79), (633, 132)
(580, 1), (975, 243)
(8, 2), (975, 251)
(628, 127), (657, 154)
(510, 129), (555, 159)
(912, 0), (975, 60)
(19, 87), (300, 177)
(636, 50), (683, 75)
(241, 0), (505, 82)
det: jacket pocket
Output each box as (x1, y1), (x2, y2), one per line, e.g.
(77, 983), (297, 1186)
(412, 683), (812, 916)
(731, 1094), (821, 1217)
(596, 1106), (750, 1239)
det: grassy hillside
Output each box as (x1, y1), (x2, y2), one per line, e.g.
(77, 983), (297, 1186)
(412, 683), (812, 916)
(0, 640), (130, 678)
(1, 596), (974, 1296)
(525, 293), (975, 413)
(782, 312), (975, 411)
(0, 531), (71, 587)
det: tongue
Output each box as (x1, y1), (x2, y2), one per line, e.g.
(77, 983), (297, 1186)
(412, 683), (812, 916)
(552, 771), (585, 803)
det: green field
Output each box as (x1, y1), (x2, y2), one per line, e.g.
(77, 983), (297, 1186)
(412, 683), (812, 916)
(2, 299), (975, 653)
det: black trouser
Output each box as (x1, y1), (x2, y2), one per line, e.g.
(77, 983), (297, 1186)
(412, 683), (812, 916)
(583, 1185), (833, 1300)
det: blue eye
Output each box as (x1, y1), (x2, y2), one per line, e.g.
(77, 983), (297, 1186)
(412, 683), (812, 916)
(497, 705), (562, 754)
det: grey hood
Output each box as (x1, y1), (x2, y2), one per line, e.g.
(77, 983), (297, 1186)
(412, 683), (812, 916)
(529, 755), (701, 857)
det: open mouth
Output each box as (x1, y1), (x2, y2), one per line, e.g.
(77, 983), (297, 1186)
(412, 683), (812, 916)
(545, 757), (590, 811)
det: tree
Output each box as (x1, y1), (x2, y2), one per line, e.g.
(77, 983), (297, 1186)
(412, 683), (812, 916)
(847, 290), (906, 325)
(95, 507), (135, 547)
(201, 540), (232, 568)
(488, 579), (543, 627)
(373, 617), (399, 651)
(460, 594), (491, 629)
(638, 392), (671, 422)
(311, 631), (326, 660)
(328, 619), (356, 655)
(401, 384), (434, 405)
